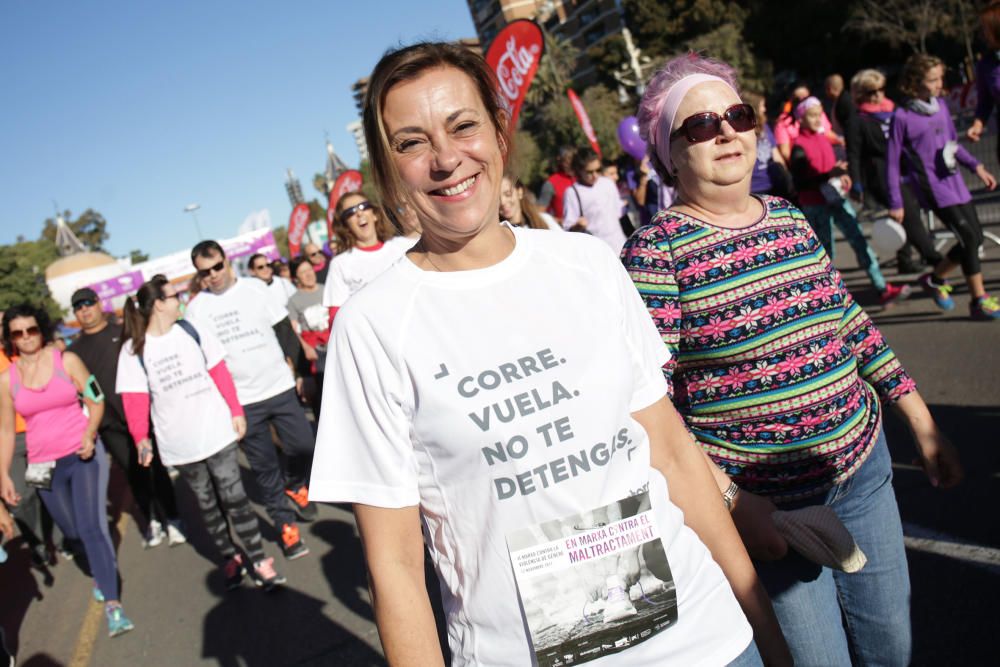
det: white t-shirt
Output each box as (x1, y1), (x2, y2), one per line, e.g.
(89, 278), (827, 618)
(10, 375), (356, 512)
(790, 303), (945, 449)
(260, 276), (296, 310)
(322, 235), (416, 308)
(185, 278), (294, 405)
(562, 176), (628, 253)
(540, 211), (563, 231)
(116, 324), (236, 466)
(310, 227), (750, 666)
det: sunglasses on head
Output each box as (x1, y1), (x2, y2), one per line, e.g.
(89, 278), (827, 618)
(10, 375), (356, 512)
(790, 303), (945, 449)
(340, 201), (372, 222)
(670, 103), (757, 144)
(73, 298), (98, 310)
(196, 260), (226, 279)
(10, 325), (41, 341)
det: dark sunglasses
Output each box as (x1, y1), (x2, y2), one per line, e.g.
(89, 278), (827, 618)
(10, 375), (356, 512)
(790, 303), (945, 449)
(73, 298), (98, 310)
(308, 251), (325, 258)
(670, 103), (757, 144)
(158, 293), (180, 302)
(340, 201), (372, 222)
(9, 325), (41, 341)
(251, 263), (271, 271)
(196, 260), (226, 279)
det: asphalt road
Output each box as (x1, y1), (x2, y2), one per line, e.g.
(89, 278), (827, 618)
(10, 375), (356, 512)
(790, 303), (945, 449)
(1, 216), (998, 667)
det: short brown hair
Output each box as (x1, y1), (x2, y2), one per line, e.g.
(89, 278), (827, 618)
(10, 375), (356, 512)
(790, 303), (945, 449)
(898, 54), (944, 100)
(981, 1), (1000, 50)
(362, 42), (510, 214)
(333, 192), (397, 252)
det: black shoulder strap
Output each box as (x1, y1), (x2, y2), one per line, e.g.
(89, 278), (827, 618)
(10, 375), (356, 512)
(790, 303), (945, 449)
(138, 319), (205, 376)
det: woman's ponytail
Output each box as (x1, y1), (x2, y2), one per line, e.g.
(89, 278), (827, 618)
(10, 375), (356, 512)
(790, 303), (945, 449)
(121, 296), (148, 358)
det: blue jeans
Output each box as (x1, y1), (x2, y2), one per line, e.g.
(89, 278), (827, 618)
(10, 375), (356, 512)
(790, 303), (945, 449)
(726, 640), (763, 667)
(755, 430), (910, 666)
(802, 200), (887, 292)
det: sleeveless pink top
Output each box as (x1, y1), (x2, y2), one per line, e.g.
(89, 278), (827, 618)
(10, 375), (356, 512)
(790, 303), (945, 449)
(9, 348), (87, 463)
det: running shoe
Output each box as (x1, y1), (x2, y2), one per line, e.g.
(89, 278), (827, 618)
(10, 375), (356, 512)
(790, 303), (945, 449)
(918, 273), (955, 310)
(284, 486), (317, 522)
(166, 520), (187, 547)
(105, 604), (135, 638)
(878, 283), (912, 307)
(223, 553), (247, 590)
(602, 575), (638, 624)
(144, 520), (166, 549)
(970, 295), (1000, 321)
(252, 557), (287, 592)
(280, 523), (309, 560)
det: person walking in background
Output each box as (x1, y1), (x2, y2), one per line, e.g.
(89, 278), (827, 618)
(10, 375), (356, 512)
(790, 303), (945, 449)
(627, 52), (962, 666)
(562, 146), (628, 252)
(302, 243), (330, 284)
(790, 96), (911, 306)
(888, 53), (1000, 320)
(775, 82), (838, 162)
(742, 90), (793, 199)
(186, 241), (316, 560)
(966, 0), (1000, 162)
(499, 174), (560, 230)
(322, 192), (414, 324)
(848, 69), (943, 274)
(0, 305), (135, 637)
(68, 287), (185, 549)
(536, 146), (576, 224)
(287, 257), (330, 417)
(117, 276), (284, 591)
(248, 253), (296, 310)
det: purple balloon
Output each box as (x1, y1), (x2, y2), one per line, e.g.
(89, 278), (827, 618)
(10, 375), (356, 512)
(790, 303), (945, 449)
(617, 116), (647, 161)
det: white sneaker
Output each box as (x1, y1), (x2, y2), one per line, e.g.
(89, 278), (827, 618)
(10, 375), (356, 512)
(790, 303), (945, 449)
(166, 520), (187, 547)
(144, 520), (165, 548)
(602, 575), (638, 624)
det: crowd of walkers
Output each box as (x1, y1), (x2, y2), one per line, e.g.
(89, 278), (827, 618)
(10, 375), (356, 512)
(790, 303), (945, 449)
(3, 5), (999, 664)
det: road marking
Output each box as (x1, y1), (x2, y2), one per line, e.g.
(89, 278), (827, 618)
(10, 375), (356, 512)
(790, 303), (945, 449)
(902, 522), (1000, 575)
(69, 503), (132, 666)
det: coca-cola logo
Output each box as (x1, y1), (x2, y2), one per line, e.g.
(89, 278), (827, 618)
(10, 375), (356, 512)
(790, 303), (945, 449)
(288, 203), (310, 257)
(486, 20), (545, 129)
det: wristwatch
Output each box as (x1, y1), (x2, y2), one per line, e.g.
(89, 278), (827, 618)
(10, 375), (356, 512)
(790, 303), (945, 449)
(722, 480), (740, 512)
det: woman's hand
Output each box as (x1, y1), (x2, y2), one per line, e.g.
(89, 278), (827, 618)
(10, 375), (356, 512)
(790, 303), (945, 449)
(914, 428), (963, 489)
(570, 216), (588, 231)
(731, 490), (788, 561)
(976, 164), (997, 190)
(302, 342), (318, 363)
(78, 432), (96, 460)
(888, 208), (905, 223)
(0, 473), (19, 507)
(136, 438), (154, 467)
(232, 416), (247, 440)
(967, 119), (984, 142)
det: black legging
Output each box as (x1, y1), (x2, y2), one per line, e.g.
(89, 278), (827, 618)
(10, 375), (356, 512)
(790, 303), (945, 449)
(933, 201), (984, 275)
(100, 425), (180, 524)
(897, 185), (944, 266)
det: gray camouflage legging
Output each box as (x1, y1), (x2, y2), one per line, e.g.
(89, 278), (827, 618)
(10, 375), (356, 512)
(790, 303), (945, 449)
(175, 442), (265, 564)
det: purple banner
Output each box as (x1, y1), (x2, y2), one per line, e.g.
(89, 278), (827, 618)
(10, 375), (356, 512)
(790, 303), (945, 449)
(87, 270), (144, 311)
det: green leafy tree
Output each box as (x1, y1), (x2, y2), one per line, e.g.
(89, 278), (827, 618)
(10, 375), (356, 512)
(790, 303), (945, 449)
(40, 209), (109, 252)
(525, 30), (578, 110)
(0, 239), (62, 317)
(271, 225), (290, 259)
(128, 249), (149, 264)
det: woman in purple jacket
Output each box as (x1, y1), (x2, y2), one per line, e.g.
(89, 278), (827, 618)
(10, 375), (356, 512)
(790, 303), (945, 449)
(887, 54), (1000, 320)
(966, 1), (1000, 162)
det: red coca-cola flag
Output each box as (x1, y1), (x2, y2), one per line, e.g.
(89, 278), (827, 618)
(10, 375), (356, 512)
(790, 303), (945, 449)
(326, 169), (364, 232)
(485, 19), (545, 130)
(567, 89), (601, 157)
(287, 203), (311, 258)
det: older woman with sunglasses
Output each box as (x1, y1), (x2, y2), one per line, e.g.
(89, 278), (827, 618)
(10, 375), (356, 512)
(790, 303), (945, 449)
(310, 42), (789, 667)
(321, 192), (415, 320)
(622, 54), (962, 667)
(0, 304), (135, 637)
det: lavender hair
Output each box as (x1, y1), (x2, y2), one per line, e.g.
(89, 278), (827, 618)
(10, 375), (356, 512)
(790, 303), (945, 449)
(637, 53), (741, 185)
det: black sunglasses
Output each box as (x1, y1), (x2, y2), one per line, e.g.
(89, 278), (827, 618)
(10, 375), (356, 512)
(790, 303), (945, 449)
(340, 201), (373, 223)
(670, 103), (757, 144)
(251, 262), (271, 271)
(196, 260), (226, 279)
(308, 251), (325, 258)
(73, 298), (98, 310)
(9, 325), (41, 341)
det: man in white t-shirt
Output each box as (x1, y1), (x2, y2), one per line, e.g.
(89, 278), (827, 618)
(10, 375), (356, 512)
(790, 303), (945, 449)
(248, 252), (296, 311)
(186, 241), (315, 560)
(562, 147), (628, 253)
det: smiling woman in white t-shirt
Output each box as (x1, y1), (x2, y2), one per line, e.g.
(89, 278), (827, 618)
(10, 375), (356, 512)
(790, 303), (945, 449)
(309, 43), (790, 667)
(322, 192), (416, 318)
(117, 275), (283, 591)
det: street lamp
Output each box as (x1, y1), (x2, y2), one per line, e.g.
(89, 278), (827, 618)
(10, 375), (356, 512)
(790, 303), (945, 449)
(183, 203), (204, 240)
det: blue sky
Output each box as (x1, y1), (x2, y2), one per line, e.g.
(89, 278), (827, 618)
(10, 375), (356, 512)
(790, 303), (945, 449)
(0, 0), (476, 257)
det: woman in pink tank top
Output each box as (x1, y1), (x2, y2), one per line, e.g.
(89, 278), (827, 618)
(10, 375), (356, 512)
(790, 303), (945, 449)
(0, 304), (134, 638)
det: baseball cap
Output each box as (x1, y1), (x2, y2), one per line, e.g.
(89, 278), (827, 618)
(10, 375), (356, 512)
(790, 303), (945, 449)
(71, 287), (100, 308)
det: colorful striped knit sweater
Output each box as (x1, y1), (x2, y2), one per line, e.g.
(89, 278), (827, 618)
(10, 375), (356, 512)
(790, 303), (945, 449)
(622, 195), (916, 501)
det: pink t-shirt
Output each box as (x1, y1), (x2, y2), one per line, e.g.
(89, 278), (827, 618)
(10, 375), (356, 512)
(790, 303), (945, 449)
(10, 348), (87, 463)
(774, 110), (833, 146)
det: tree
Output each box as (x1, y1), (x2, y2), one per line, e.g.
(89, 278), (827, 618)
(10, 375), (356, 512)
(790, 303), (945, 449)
(0, 239), (62, 318)
(845, 0), (951, 53)
(128, 249), (149, 264)
(525, 30), (578, 109)
(40, 209), (109, 252)
(271, 226), (290, 259)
